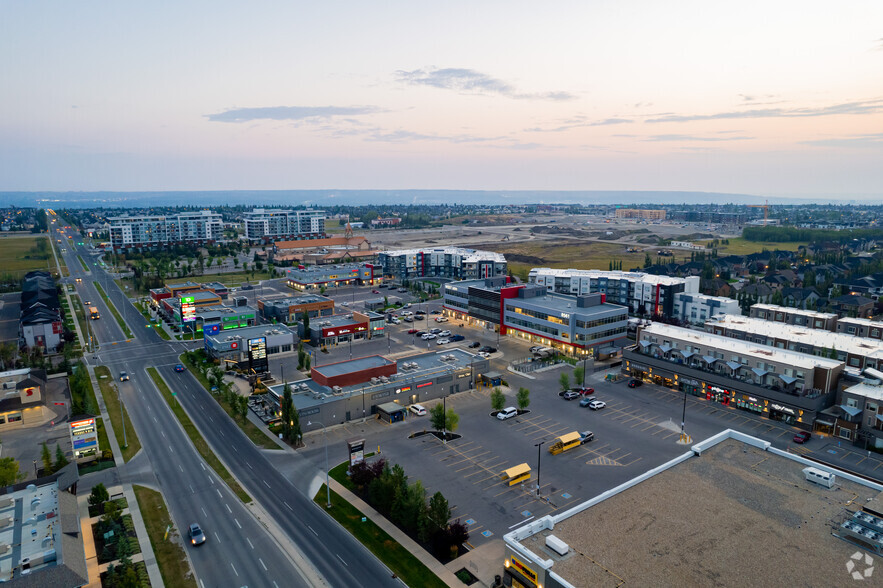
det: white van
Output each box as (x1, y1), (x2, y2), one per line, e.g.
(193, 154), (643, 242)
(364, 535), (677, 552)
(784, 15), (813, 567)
(497, 407), (518, 420)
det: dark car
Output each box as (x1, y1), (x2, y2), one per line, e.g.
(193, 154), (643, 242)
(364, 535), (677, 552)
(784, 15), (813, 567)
(414, 330), (426, 336)
(479, 346), (497, 353)
(189, 523), (206, 546)
(628, 379), (643, 388)
(468, 341), (481, 348)
(450, 334), (465, 342)
(793, 431), (812, 444)
(119, 371), (129, 382)
(579, 431), (595, 444)
(563, 391), (580, 401)
(430, 309), (441, 315)
(174, 364), (185, 372)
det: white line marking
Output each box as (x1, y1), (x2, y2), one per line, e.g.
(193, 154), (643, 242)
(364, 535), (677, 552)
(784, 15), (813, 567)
(233, 446), (238, 453)
(260, 558), (267, 571)
(208, 475), (214, 485)
(200, 580), (205, 588)
(230, 563), (238, 576)
(214, 532), (221, 543)
(284, 501), (293, 511)
(216, 488), (222, 498)
(178, 464), (184, 472)
(200, 463), (206, 471)
(209, 416), (213, 423)
(247, 462), (253, 470)
(226, 503), (232, 514)
(307, 525), (318, 537)
(336, 554), (348, 567)
(189, 484), (194, 493)
(263, 479), (270, 488)
(168, 445), (173, 453)
(273, 581), (279, 588)
(153, 416), (157, 423)
(509, 516), (535, 529)
(246, 537), (253, 549)
(235, 518), (241, 529)
(201, 507), (207, 518)
(161, 430), (166, 439)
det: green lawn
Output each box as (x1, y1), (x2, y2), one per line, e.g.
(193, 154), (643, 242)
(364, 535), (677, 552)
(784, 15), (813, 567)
(94, 282), (134, 338)
(698, 237), (808, 256)
(173, 271), (273, 286)
(314, 485), (448, 588)
(70, 296), (92, 351)
(94, 366), (141, 462)
(179, 354), (280, 450)
(133, 486), (197, 588)
(146, 367), (252, 503)
(77, 254), (90, 272)
(0, 235), (54, 277)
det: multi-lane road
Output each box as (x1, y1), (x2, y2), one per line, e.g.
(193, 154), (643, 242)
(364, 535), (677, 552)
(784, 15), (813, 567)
(52, 221), (401, 587)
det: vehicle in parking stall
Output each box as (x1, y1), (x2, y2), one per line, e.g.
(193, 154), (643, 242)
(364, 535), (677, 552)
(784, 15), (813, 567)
(793, 431), (811, 444)
(563, 391), (580, 401)
(479, 346), (497, 353)
(429, 328), (442, 334)
(119, 371), (129, 382)
(436, 338), (450, 345)
(403, 316), (413, 322)
(430, 309), (441, 314)
(189, 523), (206, 546)
(391, 318), (400, 324)
(578, 396), (597, 407)
(401, 311), (413, 316)
(175, 364), (185, 372)
(588, 400), (606, 410)
(435, 316), (449, 323)
(529, 345), (543, 353)
(398, 288), (407, 293)
(409, 404), (427, 416)
(628, 379), (643, 388)
(438, 330), (451, 337)
(573, 387), (594, 395)
(478, 351), (491, 358)
(468, 341), (481, 348)
(407, 328), (419, 334)
(421, 333), (437, 340)
(450, 334), (465, 342)
(579, 431), (595, 444)
(497, 407), (518, 420)
(548, 431), (582, 455)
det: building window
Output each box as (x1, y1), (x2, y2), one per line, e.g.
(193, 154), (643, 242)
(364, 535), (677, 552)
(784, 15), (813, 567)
(846, 398), (859, 408)
(7, 413), (21, 423)
(838, 428), (852, 441)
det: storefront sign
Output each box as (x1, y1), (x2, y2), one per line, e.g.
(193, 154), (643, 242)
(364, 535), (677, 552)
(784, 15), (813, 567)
(181, 296), (196, 323)
(509, 555), (538, 585)
(416, 381), (432, 388)
(709, 386), (730, 395)
(771, 403), (795, 415)
(348, 438), (365, 467)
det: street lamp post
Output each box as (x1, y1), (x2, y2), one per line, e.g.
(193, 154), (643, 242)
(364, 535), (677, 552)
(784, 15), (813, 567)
(308, 420), (332, 508)
(680, 388), (688, 443)
(534, 441), (545, 496)
(442, 395), (447, 445)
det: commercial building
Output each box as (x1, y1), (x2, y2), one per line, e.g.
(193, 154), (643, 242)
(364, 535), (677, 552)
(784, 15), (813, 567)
(168, 303), (258, 334)
(19, 271), (62, 354)
(749, 303), (838, 331)
(613, 208), (666, 220)
(0, 368), (48, 430)
(271, 234), (376, 265)
(258, 294), (334, 323)
(150, 281), (228, 304)
(242, 208), (325, 242)
(370, 217), (401, 228)
(299, 312), (384, 347)
(109, 210), (223, 250)
(503, 431), (882, 588)
(529, 268), (695, 318)
(705, 314), (883, 372)
(378, 247), (507, 282)
(203, 324), (297, 369)
(834, 381), (883, 447)
(265, 349), (489, 431)
(0, 464), (87, 586)
(284, 263), (380, 290)
(624, 322), (843, 427)
(671, 291), (739, 325)
(444, 278), (629, 357)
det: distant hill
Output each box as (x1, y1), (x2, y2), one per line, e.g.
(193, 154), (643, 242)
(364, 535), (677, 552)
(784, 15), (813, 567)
(0, 189), (825, 208)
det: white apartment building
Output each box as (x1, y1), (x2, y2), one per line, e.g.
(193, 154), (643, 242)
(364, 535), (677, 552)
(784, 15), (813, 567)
(243, 208), (325, 242)
(110, 210), (222, 250)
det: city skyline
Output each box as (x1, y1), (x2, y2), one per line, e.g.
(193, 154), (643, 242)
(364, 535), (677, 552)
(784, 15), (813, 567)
(3, 1), (882, 198)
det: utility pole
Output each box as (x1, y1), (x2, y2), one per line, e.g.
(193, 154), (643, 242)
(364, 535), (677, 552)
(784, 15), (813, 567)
(534, 441), (545, 496)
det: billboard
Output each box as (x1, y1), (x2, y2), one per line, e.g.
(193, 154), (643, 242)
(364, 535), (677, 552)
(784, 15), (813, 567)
(248, 336), (268, 373)
(181, 296), (196, 323)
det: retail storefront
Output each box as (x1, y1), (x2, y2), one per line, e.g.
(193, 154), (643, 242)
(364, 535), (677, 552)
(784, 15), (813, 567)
(735, 394), (765, 415)
(769, 402), (800, 425)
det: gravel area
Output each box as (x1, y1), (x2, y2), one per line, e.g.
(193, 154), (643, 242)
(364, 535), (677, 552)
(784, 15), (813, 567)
(520, 439), (879, 587)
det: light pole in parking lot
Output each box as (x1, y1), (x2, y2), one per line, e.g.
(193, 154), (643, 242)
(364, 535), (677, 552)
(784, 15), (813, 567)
(534, 441), (545, 497)
(308, 420), (332, 508)
(680, 388), (689, 443)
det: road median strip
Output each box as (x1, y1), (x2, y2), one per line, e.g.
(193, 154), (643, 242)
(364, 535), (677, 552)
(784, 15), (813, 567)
(94, 366), (141, 462)
(133, 485), (197, 588)
(94, 281), (135, 338)
(147, 367), (252, 503)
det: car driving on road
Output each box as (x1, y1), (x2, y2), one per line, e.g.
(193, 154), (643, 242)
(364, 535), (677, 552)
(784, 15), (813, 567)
(119, 371), (129, 382)
(189, 523), (206, 546)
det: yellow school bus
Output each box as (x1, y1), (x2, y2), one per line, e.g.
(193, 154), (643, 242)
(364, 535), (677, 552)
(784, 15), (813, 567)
(89, 306), (100, 320)
(500, 463), (531, 486)
(548, 431), (581, 455)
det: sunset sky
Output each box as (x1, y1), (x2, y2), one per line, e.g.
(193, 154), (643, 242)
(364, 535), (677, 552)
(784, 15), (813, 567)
(2, 1), (882, 198)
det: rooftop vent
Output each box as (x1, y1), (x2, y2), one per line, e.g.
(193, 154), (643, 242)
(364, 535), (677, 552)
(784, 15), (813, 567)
(546, 534), (569, 556)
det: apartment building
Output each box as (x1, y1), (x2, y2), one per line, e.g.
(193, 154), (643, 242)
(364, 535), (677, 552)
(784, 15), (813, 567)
(836, 381), (883, 447)
(749, 304), (838, 331)
(672, 292), (739, 325)
(378, 247), (507, 282)
(836, 317), (883, 340)
(242, 208), (325, 242)
(109, 210), (222, 250)
(614, 208), (667, 220)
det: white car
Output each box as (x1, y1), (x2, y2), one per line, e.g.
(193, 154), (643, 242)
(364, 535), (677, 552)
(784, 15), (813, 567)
(588, 400), (607, 410)
(435, 316), (449, 323)
(497, 407), (518, 420)
(421, 333), (437, 340)
(438, 330), (451, 337)
(409, 404), (426, 416)
(478, 351), (491, 358)
(436, 338), (450, 345)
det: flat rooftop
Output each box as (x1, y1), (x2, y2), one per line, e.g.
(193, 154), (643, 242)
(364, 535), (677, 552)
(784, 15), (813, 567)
(204, 323), (295, 343)
(512, 292), (626, 316)
(314, 314), (367, 328)
(380, 247), (505, 263)
(751, 303), (837, 321)
(707, 314), (883, 360)
(263, 294), (331, 306)
(313, 355), (394, 378)
(839, 317), (883, 330)
(529, 268), (685, 286)
(0, 482), (61, 581)
(641, 322), (843, 370)
(519, 437), (880, 587)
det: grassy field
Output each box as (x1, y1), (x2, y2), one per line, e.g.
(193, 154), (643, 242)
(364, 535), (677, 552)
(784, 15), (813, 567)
(94, 282), (134, 338)
(174, 271), (273, 286)
(133, 486), (196, 588)
(179, 354), (280, 450)
(146, 367), (252, 503)
(77, 254), (90, 272)
(314, 485), (448, 588)
(94, 366), (141, 462)
(698, 237), (807, 256)
(493, 240), (648, 279)
(0, 235), (54, 277)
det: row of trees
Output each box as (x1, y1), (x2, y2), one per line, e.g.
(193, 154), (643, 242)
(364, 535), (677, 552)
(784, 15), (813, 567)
(490, 387), (531, 411)
(40, 441), (69, 475)
(347, 459), (468, 560)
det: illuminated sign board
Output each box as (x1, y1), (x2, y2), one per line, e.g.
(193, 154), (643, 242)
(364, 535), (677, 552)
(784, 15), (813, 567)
(416, 381), (433, 388)
(248, 337), (268, 372)
(771, 403), (796, 415)
(181, 295), (196, 323)
(70, 418), (99, 459)
(348, 438), (366, 467)
(509, 555), (538, 584)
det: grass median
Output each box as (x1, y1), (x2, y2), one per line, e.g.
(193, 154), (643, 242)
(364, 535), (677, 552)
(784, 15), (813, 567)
(314, 485), (448, 588)
(179, 353), (281, 450)
(77, 254), (90, 272)
(133, 485), (197, 588)
(94, 366), (141, 462)
(94, 281), (134, 339)
(147, 367), (252, 503)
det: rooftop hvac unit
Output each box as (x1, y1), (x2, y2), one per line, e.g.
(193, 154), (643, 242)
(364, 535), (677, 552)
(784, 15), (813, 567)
(803, 466), (835, 488)
(380, 376), (389, 383)
(371, 377), (380, 384)
(546, 534), (569, 556)
(333, 385), (343, 393)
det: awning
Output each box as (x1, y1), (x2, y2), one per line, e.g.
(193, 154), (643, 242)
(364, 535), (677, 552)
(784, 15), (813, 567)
(726, 361), (742, 371)
(814, 420), (835, 427)
(680, 350), (696, 359)
(659, 344), (672, 353)
(779, 375), (797, 384)
(702, 355), (718, 364)
(751, 368), (768, 378)
(876, 414), (883, 424)
(638, 340), (652, 348)
(840, 404), (862, 417)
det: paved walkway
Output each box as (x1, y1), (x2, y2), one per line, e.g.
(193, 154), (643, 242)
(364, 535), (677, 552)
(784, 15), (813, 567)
(329, 479), (464, 587)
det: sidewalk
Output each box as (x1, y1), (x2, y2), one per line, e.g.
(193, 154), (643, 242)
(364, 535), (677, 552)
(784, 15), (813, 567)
(329, 479), (464, 588)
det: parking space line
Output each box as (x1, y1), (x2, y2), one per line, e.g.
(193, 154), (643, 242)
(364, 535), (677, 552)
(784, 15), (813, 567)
(662, 432), (678, 440)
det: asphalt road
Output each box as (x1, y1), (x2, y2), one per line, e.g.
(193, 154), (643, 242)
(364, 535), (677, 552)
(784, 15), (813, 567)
(56, 224), (402, 587)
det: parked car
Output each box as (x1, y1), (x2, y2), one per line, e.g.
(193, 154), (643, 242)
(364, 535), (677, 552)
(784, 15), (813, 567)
(450, 334), (465, 342)
(407, 328), (419, 334)
(403, 316), (414, 322)
(414, 330), (426, 336)
(628, 379), (643, 388)
(529, 345), (543, 353)
(422, 333), (437, 340)
(119, 371), (129, 382)
(436, 338), (450, 345)
(588, 400), (607, 410)
(497, 407), (518, 420)
(435, 316), (449, 323)
(174, 364), (185, 372)
(479, 346), (497, 353)
(573, 387), (594, 395)
(579, 431), (595, 444)
(478, 351), (491, 358)
(579, 396), (596, 407)
(409, 404), (427, 416)
(189, 523), (206, 546)
(391, 318), (400, 324)
(468, 341), (481, 348)
(429, 328), (442, 334)
(438, 330), (451, 337)
(372, 289), (381, 294)
(398, 288), (407, 293)
(430, 309), (441, 315)
(793, 431), (812, 444)
(563, 391), (580, 401)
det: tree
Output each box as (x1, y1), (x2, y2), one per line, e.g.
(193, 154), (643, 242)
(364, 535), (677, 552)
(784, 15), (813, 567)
(490, 388), (505, 412)
(281, 384), (293, 441)
(302, 310), (311, 340)
(559, 372), (570, 392)
(88, 483), (110, 507)
(429, 403), (446, 431)
(304, 355), (311, 373)
(573, 365), (584, 385)
(54, 443), (69, 472)
(516, 387), (531, 410)
(41, 442), (53, 474)
(426, 491), (451, 541)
